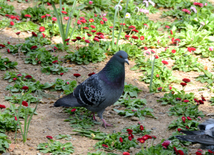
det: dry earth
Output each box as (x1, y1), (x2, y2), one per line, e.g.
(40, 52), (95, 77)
(0, 1), (214, 155)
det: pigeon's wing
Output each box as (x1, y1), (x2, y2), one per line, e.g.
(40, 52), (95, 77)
(180, 130), (205, 135)
(74, 74), (106, 107)
(176, 135), (214, 145)
(198, 119), (214, 130)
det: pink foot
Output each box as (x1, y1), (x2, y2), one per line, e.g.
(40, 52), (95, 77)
(101, 119), (113, 128)
(90, 112), (97, 121)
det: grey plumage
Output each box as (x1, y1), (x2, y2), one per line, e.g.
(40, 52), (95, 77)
(54, 50), (129, 128)
(176, 118), (214, 151)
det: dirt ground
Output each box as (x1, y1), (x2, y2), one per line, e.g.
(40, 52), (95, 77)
(1, 1), (214, 155)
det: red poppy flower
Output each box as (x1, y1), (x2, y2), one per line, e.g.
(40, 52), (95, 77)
(77, 20), (81, 24)
(100, 21), (104, 24)
(140, 125), (144, 131)
(201, 95), (206, 101)
(89, 18), (94, 22)
(162, 60), (168, 65)
(140, 36), (144, 40)
(180, 82), (187, 86)
(80, 19), (86, 23)
(177, 150), (184, 155)
(194, 98), (199, 102)
(127, 129), (133, 133)
(199, 100), (204, 104)
(187, 116), (192, 120)
(102, 144), (108, 148)
(176, 98), (181, 101)
(165, 25), (170, 29)
(54, 46), (58, 50)
(120, 23), (126, 25)
(123, 152), (130, 155)
(208, 150), (214, 153)
(91, 30), (96, 33)
(10, 21), (14, 26)
(46, 136), (53, 139)
(158, 87), (162, 91)
(73, 73), (81, 77)
(52, 17), (57, 21)
(85, 40), (90, 43)
(16, 32), (20, 35)
(132, 29), (139, 33)
(41, 15), (46, 19)
(25, 75), (32, 79)
(61, 11), (67, 14)
(193, 2), (203, 7)
(182, 78), (191, 83)
(46, 14), (51, 17)
(119, 137), (123, 143)
(24, 14), (31, 18)
(64, 17), (69, 20)
(128, 25), (135, 29)
(7, 42), (10, 44)
(22, 101), (28, 107)
(52, 60), (58, 64)
(182, 9), (191, 14)
(0, 104), (6, 108)
(65, 38), (70, 42)
(13, 78), (17, 81)
(90, 25), (96, 29)
(93, 37), (99, 42)
(162, 140), (171, 149)
(76, 36), (81, 40)
(186, 126), (189, 129)
(88, 72), (95, 76)
(87, 33), (92, 37)
(177, 128), (182, 132)
(154, 55), (159, 59)
(102, 17), (107, 21)
(183, 100), (189, 103)
(72, 39), (77, 42)
(187, 47), (196, 52)
(83, 27), (89, 30)
(47, 2), (51, 5)
(30, 46), (37, 50)
(128, 136), (132, 141)
(71, 108), (76, 112)
(131, 35), (138, 39)
(15, 116), (17, 121)
(60, 73), (64, 76)
(109, 26), (113, 28)
(137, 138), (145, 143)
(39, 26), (45, 32)
(171, 49), (176, 53)
(182, 116), (186, 123)
(7, 49), (10, 53)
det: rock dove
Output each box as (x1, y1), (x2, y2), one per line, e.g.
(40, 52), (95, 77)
(176, 118), (214, 151)
(54, 50), (129, 128)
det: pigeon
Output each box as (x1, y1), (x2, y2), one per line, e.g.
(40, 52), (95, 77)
(176, 118), (214, 151)
(54, 50), (129, 128)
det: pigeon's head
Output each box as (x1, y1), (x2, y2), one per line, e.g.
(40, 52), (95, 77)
(114, 50), (129, 65)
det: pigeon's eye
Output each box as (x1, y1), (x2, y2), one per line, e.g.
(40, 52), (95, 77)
(119, 55), (123, 58)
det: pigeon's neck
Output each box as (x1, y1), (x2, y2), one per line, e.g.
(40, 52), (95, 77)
(99, 57), (125, 86)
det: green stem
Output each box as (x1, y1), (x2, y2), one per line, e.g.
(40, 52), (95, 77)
(149, 57), (156, 92)
(116, 0), (130, 46)
(111, 1), (121, 48)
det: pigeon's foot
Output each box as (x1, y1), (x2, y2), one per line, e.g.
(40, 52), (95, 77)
(102, 119), (113, 128)
(90, 112), (97, 121)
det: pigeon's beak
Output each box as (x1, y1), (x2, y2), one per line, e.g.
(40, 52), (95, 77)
(125, 59), (129, 65)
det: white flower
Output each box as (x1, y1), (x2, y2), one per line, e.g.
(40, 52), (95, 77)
(200, 22), (205, 26)
(140, 9), (149, 14)
(190, 6), (197, 13)
(125, 13), (130, 18)
(143, 0), (149, 7)
(148, 0), (155, 7)
(115, 4), (122, 11)
(135, 7), (140, 12)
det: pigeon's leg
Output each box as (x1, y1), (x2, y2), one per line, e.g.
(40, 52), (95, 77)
(91, 112), (97, 121)
(101, 119), (113, 128)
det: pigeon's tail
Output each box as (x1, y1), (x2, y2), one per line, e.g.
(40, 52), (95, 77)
(176, 135), (214, 145)
(180, 130), (204, 135)
(176, 135), (197, 143)
(54, 93), (82, 107)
